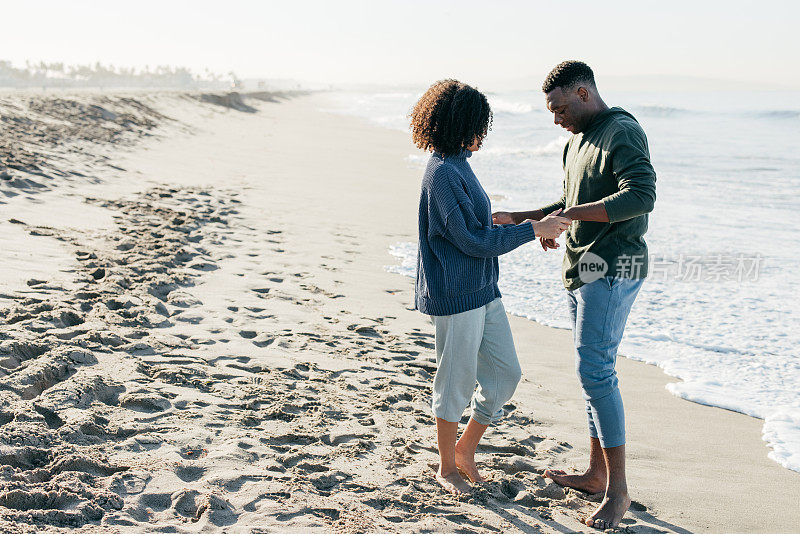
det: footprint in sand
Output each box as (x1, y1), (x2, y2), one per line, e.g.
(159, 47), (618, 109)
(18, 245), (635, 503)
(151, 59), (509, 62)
(175, 464), (206, 482)
(119, 393), (172, 413)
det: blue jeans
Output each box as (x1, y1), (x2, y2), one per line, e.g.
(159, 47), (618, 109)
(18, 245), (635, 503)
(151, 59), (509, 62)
(567, 275), (643, 448)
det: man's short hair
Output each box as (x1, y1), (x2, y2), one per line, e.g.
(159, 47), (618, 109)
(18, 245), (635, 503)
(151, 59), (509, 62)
(542, 61), (595, 93)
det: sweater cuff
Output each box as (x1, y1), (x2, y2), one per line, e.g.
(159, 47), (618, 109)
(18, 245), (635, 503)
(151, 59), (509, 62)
(514, 221), (536, 244)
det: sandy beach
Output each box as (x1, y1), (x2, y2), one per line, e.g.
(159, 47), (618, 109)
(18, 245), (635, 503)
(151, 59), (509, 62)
(0, 91), (797, 533)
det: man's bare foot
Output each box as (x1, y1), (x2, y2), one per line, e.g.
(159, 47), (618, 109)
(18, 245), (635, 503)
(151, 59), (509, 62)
(544, 468), (606, 494)
(585, 491), (631, 530)
(454, 444), (486, 483)
(436, 469), (472, 495)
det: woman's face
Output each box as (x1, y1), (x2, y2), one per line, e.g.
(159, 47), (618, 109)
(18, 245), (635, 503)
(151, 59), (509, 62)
(466, 135), (483, 152)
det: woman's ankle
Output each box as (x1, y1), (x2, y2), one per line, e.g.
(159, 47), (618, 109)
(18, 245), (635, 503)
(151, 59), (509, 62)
(438, 459), (459, 476)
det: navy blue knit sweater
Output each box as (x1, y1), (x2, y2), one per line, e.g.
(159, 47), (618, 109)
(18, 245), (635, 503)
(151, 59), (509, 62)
(415, 150), (536, 315)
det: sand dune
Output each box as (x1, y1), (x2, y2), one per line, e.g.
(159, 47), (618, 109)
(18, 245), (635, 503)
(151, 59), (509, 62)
(0, 93), (169, 195)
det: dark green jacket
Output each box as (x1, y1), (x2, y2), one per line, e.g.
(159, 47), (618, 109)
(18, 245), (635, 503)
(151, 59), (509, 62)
(541, 107), (656, 290)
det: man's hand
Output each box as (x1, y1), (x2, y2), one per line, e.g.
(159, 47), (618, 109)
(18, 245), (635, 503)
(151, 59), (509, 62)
(540, 237), (559, 250)
(526, 208), (571, 240)
(492, 211), (515, 225)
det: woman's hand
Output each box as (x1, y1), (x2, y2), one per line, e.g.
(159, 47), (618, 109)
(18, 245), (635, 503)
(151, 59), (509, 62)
(540, 237), (559, 250)
(527, 209), (571, 240)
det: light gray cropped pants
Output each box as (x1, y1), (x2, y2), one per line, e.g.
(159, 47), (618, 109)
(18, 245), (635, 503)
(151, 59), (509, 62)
(430, 298), (522, 426)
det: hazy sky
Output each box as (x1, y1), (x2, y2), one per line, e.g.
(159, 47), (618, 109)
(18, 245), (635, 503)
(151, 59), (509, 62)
(3, 0), (798, 89)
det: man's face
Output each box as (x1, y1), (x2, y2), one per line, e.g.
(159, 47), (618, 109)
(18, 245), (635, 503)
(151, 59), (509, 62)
(546, 86), (588, 134)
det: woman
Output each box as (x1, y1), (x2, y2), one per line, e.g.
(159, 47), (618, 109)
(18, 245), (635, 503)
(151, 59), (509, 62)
(410, 79), (570, 495)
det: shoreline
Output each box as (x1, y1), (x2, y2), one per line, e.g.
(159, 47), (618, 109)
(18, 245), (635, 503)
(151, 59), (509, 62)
(343, 87), (800, 477)
(0, 91), (796, 532)
(319, 93), (800, 531)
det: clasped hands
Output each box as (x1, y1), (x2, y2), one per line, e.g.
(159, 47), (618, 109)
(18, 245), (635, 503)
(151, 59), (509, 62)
(492, 209), (571, 251)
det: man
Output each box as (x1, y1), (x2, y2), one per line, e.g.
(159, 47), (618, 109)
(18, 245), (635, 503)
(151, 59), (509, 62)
(493, 60), (656, 530)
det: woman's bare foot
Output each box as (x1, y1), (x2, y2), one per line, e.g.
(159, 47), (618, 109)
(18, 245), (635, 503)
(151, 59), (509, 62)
(454, 443), (486, 483)
(585, 491), (631, 530)
(436, 469), (472, 495)
(544, 468), (606, 494)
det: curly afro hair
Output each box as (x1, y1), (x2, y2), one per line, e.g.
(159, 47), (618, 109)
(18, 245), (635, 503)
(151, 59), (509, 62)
(409, 79), (492, 156)
(542, 61), (595, 93)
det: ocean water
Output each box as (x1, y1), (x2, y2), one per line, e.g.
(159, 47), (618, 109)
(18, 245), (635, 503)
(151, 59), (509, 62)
(325, 89), (800, 473)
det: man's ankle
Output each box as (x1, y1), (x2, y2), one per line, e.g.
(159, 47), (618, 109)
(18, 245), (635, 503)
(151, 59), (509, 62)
(604, 487), (629, 498)
(584, 468), (606, 481)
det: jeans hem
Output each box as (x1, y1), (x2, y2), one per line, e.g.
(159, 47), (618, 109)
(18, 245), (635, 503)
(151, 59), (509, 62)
(598, 435), (626, 448)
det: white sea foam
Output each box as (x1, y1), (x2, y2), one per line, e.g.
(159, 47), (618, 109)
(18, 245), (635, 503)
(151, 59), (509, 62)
(488, 97), (535, 114)
(763, 404), (800, 471)
(386, 242), (417, 276)
(480, 136), (568, 158)
(332, 88), (800, 474)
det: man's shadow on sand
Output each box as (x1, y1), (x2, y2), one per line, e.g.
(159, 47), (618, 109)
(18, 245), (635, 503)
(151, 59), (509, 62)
(425, 459), (693, 533)
(483, 490), (695, 534)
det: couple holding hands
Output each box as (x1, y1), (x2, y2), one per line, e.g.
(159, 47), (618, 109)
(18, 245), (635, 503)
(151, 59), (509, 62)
(412, 61), (656, 530)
